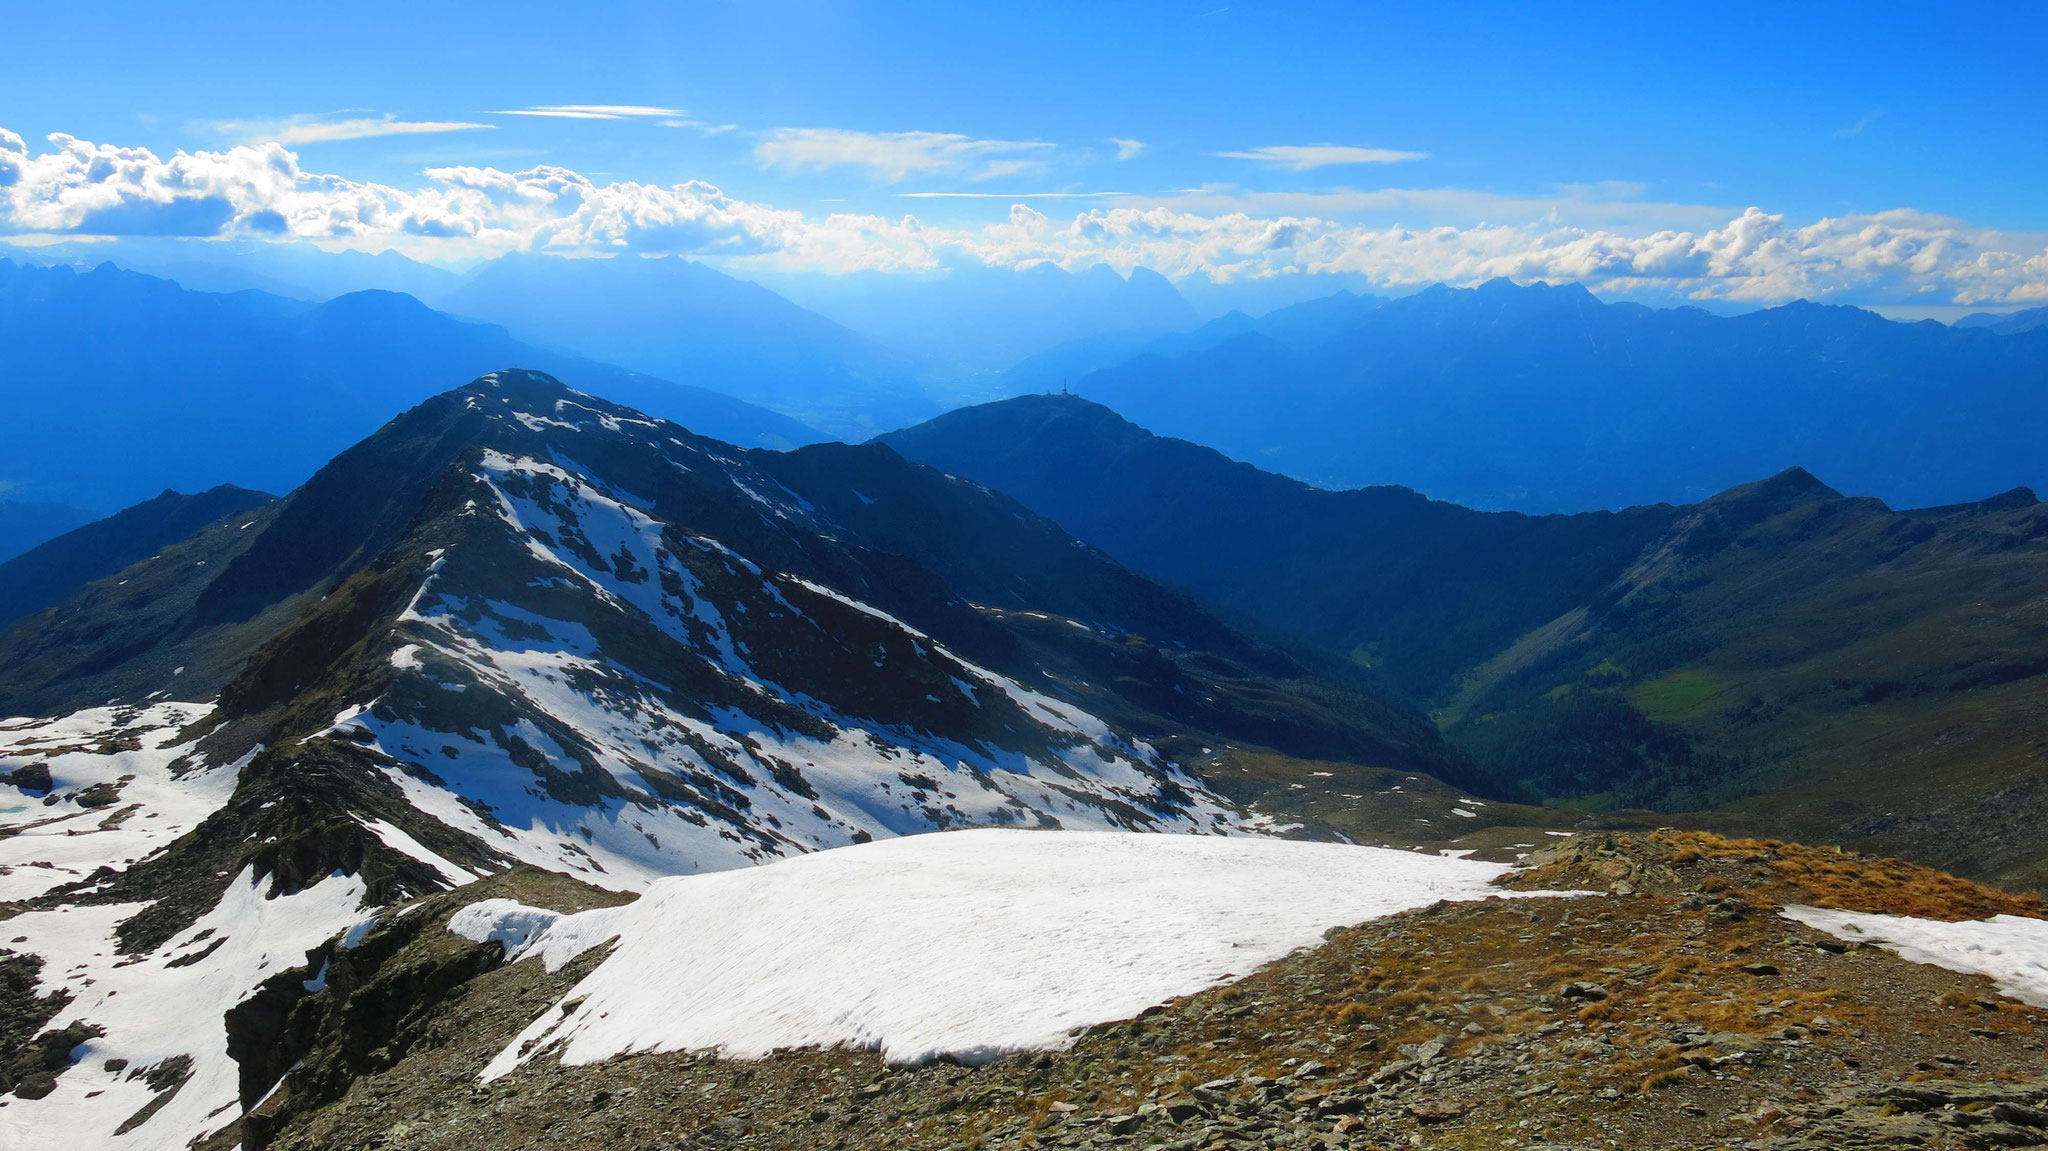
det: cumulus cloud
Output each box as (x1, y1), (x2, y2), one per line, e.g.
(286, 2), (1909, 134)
(4, 127), (2046, 303)
(1219, 144), (1429, 170)
(755, 128), (1054, 182)
(212, 115), (495, 145)
(931, 203), (2048, 305)
(0, 129), (796, 255)
(1109, 137), (1145, 161)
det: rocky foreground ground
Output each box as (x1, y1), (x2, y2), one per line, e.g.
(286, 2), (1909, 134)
(114, 830), (2034, 1151)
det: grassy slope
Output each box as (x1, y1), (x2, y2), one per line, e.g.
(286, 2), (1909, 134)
(1446, 475), (2048, 890)
(884, 397), (2048, 890)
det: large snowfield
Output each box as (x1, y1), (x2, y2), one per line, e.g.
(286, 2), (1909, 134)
(452, 829), (1557, 1076)
(1783, 905), (2048, 1008)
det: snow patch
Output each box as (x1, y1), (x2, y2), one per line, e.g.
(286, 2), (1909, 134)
(356, 816), (481, 886)
(467, 829), (1564, 1076)
(1782, 905), (2048, 1008)
(447, 898), (567, 961)
(0, 868), (369, 1151)
(0, 703), (236, 902)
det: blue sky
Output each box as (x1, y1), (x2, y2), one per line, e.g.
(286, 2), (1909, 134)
(4, 1), (2045, 309)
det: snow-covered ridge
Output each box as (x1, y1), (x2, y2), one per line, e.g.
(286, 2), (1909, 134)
(453, 829), (1568, 1074)
(345, 447), (1250, 890)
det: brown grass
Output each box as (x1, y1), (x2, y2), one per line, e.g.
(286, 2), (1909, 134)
(1770, 852), (2043, 920)
(1639, 1067), (1691, 1092)
(1513, 830), (2044, 921)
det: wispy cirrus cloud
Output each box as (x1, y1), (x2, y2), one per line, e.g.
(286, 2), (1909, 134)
(1153, 182), (1737, 231)
(488, 104), (686, 120)
(1219, 144), (1428, 170)
(755, 128), (1054, 182)
(6, 127), (2047, 305)
(895, 191), (1131, 199)
(487, 104), (735, 133)
(1834, 110), (1885, 138)
(1109, 137), (1145, 161)
(211, 114), (494, 145)
(976, 158), (1050, 182)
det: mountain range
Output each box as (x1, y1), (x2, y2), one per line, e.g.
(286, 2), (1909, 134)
(426, 253), (935, 438)
(1055, 278), (2048, 512)
(22, 237), (465, 302)
(1, 370), (1463, 875)
(758, 261), (1201, 383)
(19, 247), (2047, 527)
(1957, 303), (2048, 335)
(996, 288), (1385, 396)
(0, 371), (1475, 1147)
(0, 484), (274, 631)
(0, 499), (96, 565)
(0, 259), (818, 512)
(4, 369), (2048, 1151)
(883, 394), (2048, 890)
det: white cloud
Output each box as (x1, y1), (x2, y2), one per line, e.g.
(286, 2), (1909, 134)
(896, 191), (1131, 199)
(211, 115), (495, 145)
(1148, 183), (1737, 231)
(755, 128), (1054, 182)
(1219, 144), (1429, 170)
(3, 126), (2046, 304)
(0, 129), (796, 255)
(1834, 110), (1884, 139)
(974, 158), (1050, 182)
(1109, 137), (1145, 161)
(931, 203), (2048, 305)
(490, 105), (687, 120)
(490, 105), (734, 134)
